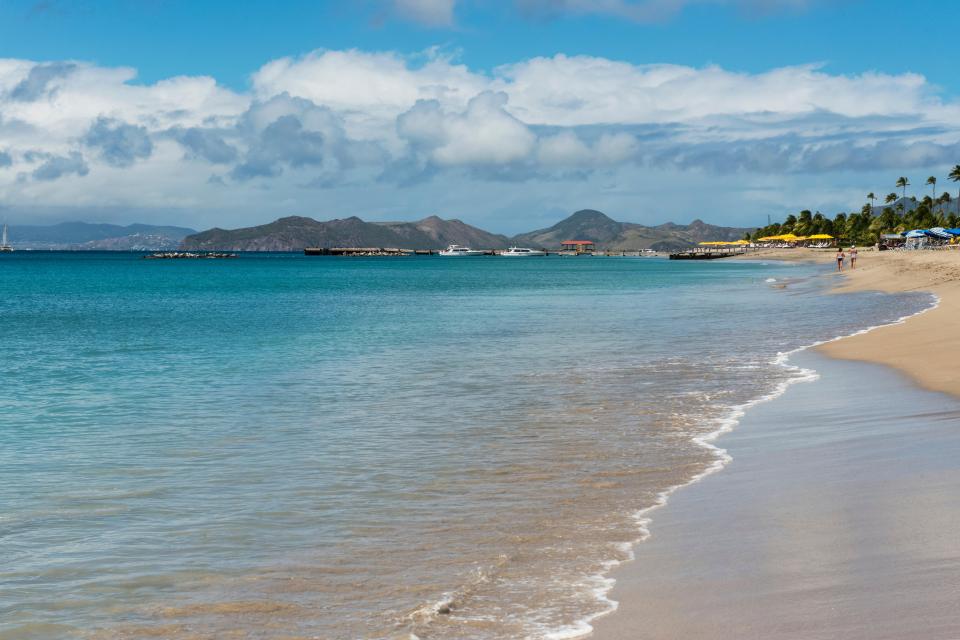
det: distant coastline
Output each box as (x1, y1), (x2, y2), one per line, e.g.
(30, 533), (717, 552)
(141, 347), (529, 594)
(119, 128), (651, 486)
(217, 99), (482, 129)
(178, 209), (751, 253)
(4, 209), (752, 253)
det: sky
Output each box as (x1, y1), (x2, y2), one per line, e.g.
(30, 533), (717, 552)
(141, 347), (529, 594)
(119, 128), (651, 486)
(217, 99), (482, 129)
(2, 0), (960, 233)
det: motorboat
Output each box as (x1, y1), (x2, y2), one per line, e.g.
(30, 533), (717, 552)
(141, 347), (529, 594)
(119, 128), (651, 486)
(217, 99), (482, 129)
(438, 244), (485, 256)
(501, 247), (546, 257)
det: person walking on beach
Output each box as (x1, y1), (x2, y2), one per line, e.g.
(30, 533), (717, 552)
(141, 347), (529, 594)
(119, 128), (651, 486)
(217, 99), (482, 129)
(836, 247), (845, 272)
(849, 245), (858, 269)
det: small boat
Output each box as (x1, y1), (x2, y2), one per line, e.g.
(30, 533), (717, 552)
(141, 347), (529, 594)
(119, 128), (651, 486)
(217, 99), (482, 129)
(438, 244), (485, 256)
(0, 224), (12, 252)
(501, 247), (546, 257)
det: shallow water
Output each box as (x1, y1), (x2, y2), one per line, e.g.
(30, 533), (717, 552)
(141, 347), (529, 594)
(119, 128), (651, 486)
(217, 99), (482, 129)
(0, 252), (931, 639)
(592, 350), (960, 640)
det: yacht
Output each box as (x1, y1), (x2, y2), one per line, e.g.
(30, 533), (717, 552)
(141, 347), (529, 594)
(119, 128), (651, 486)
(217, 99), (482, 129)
(438, 244), (485, 256)
(501, 247), (546, 257)
(0, 224), (12, 252)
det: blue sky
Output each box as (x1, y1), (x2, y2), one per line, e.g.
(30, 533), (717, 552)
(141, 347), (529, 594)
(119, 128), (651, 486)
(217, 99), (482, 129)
(4, 0), (957, 93)
(2, 0), (960, 232)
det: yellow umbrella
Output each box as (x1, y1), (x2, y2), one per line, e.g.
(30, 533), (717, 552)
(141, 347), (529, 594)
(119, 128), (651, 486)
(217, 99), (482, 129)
(778, 233), (801, 241)
(730, 239), (750, 245)
(698, 241), (728, 245)
(806, 234), (834, 240)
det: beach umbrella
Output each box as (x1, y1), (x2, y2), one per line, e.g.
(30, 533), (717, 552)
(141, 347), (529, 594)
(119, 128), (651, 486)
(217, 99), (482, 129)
(730, 239), (750, 245)
(778, 233), (801, 242)
(806, 234), (834, 240)
(927, 227), (953, 239)
(903, 229), (928, 238)
(756, 236), (780, 241)
(944, 228), (960, 236)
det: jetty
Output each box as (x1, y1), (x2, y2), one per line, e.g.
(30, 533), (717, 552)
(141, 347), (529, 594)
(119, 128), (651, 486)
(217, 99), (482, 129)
(304, 247), (426, 256)
(668, 248), (748, 260)
(144, 252), (237, 259)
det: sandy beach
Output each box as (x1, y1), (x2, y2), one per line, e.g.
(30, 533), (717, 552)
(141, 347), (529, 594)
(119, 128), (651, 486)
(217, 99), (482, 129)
(741, 247), (960, 396)
(591, 248), (960, 640)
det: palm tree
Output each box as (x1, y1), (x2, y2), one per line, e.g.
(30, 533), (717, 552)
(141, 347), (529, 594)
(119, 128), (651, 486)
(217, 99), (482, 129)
(896, 176), (910, 204)
(867, 192), (876, 217)
(885, 192), (898, 205)
(950, 165), (960, 216)
(926, 176), (937, 216)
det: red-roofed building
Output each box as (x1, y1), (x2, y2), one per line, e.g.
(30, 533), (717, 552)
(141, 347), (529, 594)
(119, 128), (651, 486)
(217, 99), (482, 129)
(560, 240), (595, 254)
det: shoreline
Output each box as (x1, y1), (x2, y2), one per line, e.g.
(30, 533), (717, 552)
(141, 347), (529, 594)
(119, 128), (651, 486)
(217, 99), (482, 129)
(587, 248), (960, 639)
(739, 247), (960, 397)
(590, 348), (960, 640)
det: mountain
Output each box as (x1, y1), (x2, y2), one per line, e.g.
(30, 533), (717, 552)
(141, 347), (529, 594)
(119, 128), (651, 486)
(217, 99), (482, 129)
(510, 209), (751, 251)
(8, 222), (196, 250)
(180, 215), (509, 251)
(378, 216), (509, 249)
(182, 210), (751, 252)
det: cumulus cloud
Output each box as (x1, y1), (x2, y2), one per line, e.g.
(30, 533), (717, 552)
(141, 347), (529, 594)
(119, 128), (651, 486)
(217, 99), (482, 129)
(31, 152), (89, 181)
(7, 61), (76, 101)
(83, 117), (153, 167)
(398, 91), (537, 167)
(232, 115), (325, 179)
(2, 49), (960, 225)
(167, 126), (238, 164)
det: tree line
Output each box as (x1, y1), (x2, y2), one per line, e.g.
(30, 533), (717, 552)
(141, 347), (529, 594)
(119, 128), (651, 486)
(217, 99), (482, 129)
(748, 165), (960, 245)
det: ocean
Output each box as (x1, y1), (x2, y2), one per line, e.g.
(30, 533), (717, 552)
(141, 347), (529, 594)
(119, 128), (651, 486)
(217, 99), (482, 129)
(0, 252), (931, 639)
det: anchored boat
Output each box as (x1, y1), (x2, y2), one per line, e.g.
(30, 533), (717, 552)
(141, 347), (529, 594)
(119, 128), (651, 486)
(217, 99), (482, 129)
(0, 224), (12, 252)
(501, 247), (546, 257)
(438, 244), (485, 256)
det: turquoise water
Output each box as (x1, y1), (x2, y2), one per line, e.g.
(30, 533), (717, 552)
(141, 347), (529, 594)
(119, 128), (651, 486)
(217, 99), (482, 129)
(0, 253), (930, 639)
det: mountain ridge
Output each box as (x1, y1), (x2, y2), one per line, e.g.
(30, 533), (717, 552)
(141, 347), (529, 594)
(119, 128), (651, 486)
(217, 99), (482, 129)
(180, 209), (752, 252)
(6, 222), (197, 250)
(511, 209), (751, 251)
(181, 215), (509, 251)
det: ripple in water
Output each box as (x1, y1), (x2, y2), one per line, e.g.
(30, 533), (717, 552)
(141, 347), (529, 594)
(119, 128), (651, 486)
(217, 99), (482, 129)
(0, 253), (932, 639)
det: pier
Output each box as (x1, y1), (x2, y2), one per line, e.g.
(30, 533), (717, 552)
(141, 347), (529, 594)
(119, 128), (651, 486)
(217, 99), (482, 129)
(144, 252), (237, 259)
(668, 248), (749, 260)
(304, 247), (424, 256)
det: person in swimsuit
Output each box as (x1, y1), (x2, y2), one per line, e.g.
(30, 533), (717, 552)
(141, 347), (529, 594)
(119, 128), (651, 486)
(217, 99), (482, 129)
(849, 245), (858, 269)
(836, 247), (845, 272)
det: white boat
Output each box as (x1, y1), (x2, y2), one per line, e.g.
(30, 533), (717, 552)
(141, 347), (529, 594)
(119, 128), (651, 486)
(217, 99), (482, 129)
(0, 224), (12, 252)
(501, 247), (546, 257)
(438, 244), (485, 256)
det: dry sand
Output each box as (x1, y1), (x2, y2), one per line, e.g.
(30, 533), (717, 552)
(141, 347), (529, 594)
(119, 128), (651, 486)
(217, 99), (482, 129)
(589, 247), (960, 640)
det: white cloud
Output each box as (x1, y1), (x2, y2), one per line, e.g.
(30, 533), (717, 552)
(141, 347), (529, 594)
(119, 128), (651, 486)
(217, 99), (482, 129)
(398, 91), (537, 166)
(2, 49), (960, 230)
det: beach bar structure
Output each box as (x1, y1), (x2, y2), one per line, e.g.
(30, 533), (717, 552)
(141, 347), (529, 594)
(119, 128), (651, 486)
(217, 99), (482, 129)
(561, 240), (595, 254)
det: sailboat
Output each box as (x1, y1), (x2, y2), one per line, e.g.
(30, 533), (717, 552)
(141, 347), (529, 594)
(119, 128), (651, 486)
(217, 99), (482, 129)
(0, 224), (12, 252)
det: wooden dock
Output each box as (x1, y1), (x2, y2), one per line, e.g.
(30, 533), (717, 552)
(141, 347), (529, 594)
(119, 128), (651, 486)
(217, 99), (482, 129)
(668, 248), (748, 260)
(304, 247), (425, 256)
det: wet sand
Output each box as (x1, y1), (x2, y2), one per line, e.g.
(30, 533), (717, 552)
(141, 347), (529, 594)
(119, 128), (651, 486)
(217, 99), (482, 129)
(591, 350), (960, 639)
(591, 248), (960, 639)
